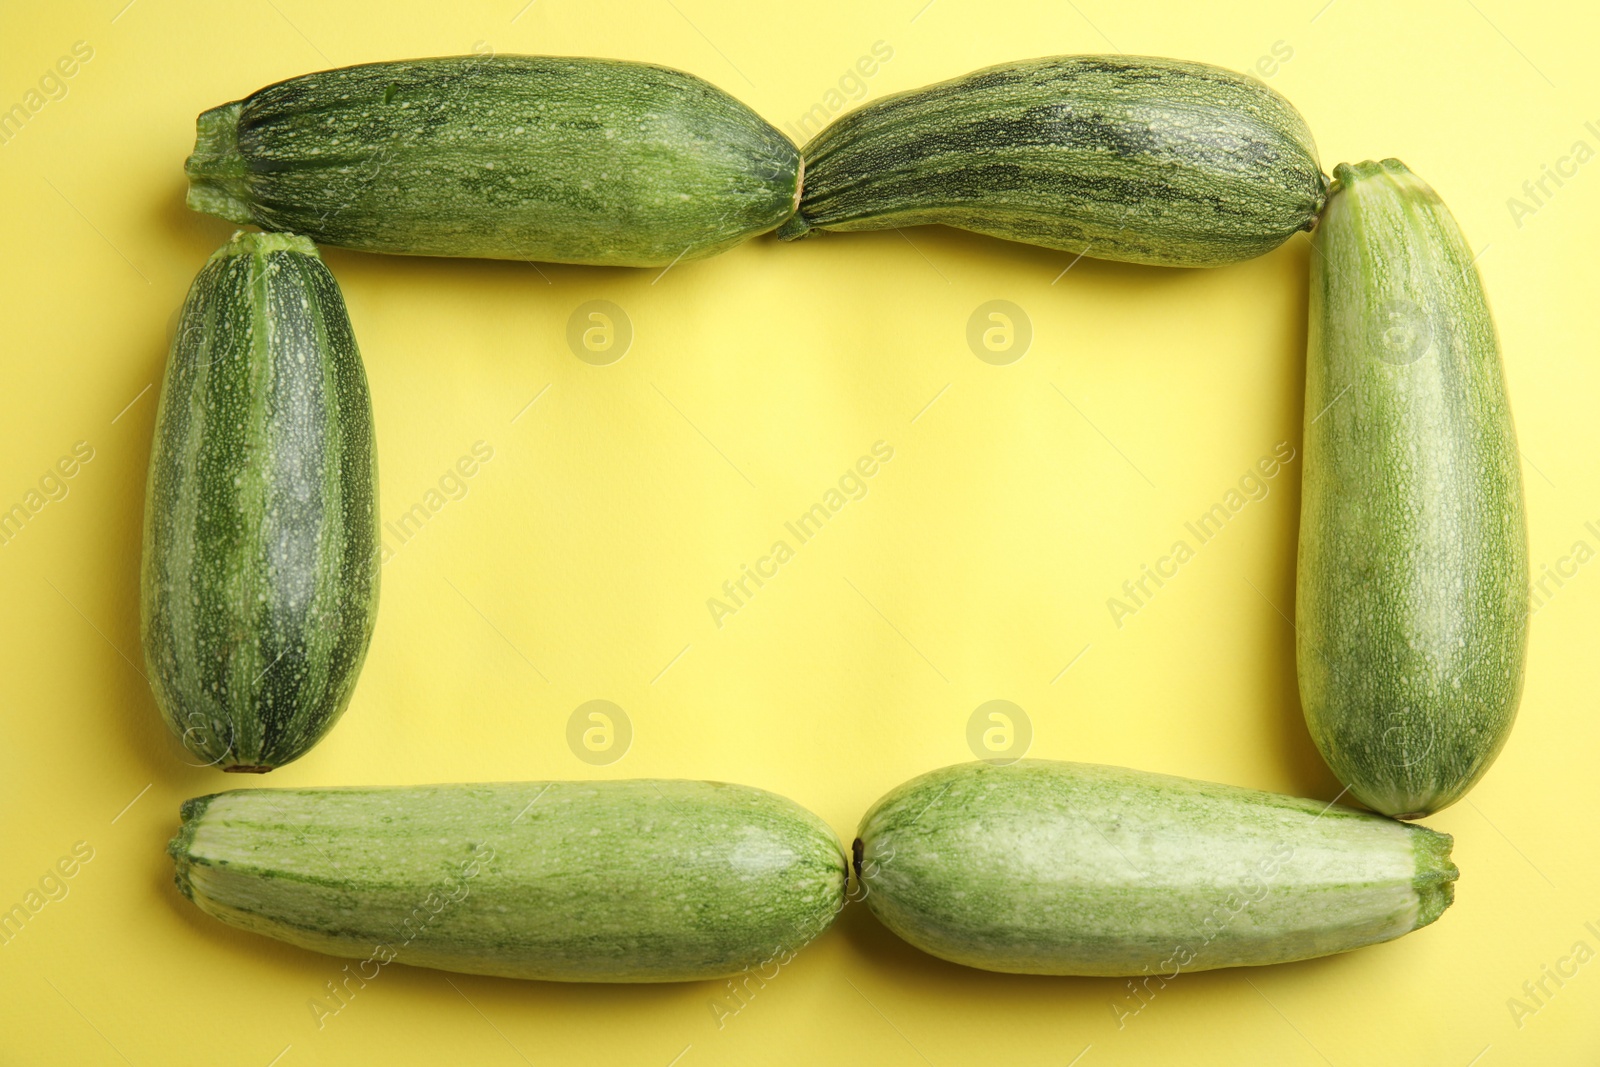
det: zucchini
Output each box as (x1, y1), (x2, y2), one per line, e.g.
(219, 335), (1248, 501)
(1297, 158), (1528, 818)
(855, 760), (1456, 976)
(777, 55), (1327, 267)
(141, 231), (378, 772)
(169, 779), (848, 982)
(185, 56), (800, 268)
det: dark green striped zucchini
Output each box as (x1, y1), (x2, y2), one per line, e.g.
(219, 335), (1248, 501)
(186, 56), (800, 267)
(1298, 159), (1527, 818)
(169, 779), (848, 982)
(856, 761), (1456, 975)
(779, 55), (1326, 267)
(141, 231), (378, 772)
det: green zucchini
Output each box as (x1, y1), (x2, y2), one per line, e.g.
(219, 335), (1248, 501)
(185, 56), (800, 268)
(777, 55), (1326, 267)
(169, 779), (848, 982)
(1297, 159), (1527, 818)
(141, 231), (378, 772)
(855, 760), (1456, 976)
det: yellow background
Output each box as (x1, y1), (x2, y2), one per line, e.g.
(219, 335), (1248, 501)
(1, 0), (1596, 1063)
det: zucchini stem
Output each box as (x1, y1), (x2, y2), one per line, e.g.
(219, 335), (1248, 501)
(1409, 828), (1458, 928)
(185, 101), (256, 224)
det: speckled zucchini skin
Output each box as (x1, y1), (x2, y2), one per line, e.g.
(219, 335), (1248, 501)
(169, 780), (849, 982)
(141, 231), (378, 772)
(855, 761), (1456, 976)
(778, 55), (1326, 267)
(1297, 159), (1527, 818)
(185, 55), (801, 267)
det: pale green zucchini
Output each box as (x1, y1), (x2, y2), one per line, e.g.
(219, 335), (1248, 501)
(778, 55), (1326, 267)
(169, 780), (848, 982)
(855, 760), (1456, 975)
(186, 56), (800, 267)
(141, 231), (378, 772)
(1297, 159), (1528, 818)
